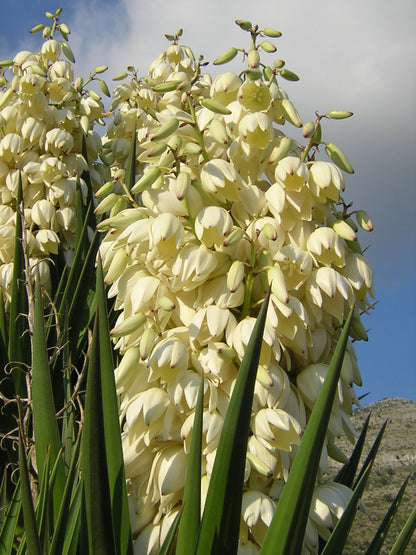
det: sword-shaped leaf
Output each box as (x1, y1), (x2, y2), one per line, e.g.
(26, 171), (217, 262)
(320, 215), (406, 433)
(196, 291), (270, 555)
(260, 307), (354, 555)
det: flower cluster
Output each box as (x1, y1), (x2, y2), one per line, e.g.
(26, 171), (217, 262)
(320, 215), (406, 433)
(99, 24), (374, 553)
(0, 9), (108, 302)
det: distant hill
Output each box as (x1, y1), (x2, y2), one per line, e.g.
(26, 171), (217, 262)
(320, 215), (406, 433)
(328, 398), (416, 553)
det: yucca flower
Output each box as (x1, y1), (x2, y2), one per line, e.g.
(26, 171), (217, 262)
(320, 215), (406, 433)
(0, 14), (108, 302)
(99, 25), (374, 553)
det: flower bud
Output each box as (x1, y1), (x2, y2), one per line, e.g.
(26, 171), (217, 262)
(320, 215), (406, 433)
(245, 69), (263, 81)
(174, 171), (190, 200)
(30, 24), (44, 34)
(113, 72), (128, 81)
(104, 247), (129, 283)
(131, 166), (162, 194)
(213, 47), (238, 65)
(223, 227), (244, 247)
(216, 345), (236, 360)
(302, 120), (316, 138)
(325, 142), (354, 174)
(235, 19), (252, 31)
(60, 23), (70, 35)
(332, 219), (357, 241)
(200, 98), (231, 115)
(227, 260), (245, 293)
(261, 222), (278, 241)
(94, 193), (120, 215)
(111, 312), (147, 337)
(139, 327), (157, 360)
(115, 347), (140, 388)
(94, 65), (108, 75)
(61, 42), (75, 63)
(259, 40), (277, 53)
(247, 49), (260, 69)
(158, 296), (176, 311)
(184, 142), (203, 155)
(356, 210), (373, 231)
(153, 81), (181, 93)
(262, 27), (282, 38)
(328, 110), (353, 119)
(209, 118), (229, 145)
(279, 68), (300, 81)
(99, 79), (110, 97)
(281, 98), (302, 127)
(268, 266), (289, 303)
(150, 117), (179, 141)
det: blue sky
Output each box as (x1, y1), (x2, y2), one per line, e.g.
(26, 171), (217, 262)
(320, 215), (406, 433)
(2, 0), (415, 404)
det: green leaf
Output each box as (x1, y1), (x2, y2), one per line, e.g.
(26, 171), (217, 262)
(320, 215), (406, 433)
(17, 400), (42, 555)
(80, 312), (116, 555)
(31, 277), (66, 522)
(260, 306), (354, 555)
(49, 440), (81, 555)
(389, 503), (416, 555)
(176, 378), (204, 554)
(335, 412), (371, 488)
(366, 474), (411, 555)
(96, 257), (133, 555)
(8, 173), (29, 397)
(196, 291), (270, 555)
(0, 475), (22, 555)
(125, 125), (137, 191)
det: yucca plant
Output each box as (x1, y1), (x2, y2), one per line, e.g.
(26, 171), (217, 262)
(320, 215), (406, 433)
(0, 8), (415, 555)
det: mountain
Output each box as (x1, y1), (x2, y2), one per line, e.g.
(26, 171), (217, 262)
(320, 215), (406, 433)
(328, 397), (416, 553)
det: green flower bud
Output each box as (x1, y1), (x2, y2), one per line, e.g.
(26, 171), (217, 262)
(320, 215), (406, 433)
(273, 59), (285, 69)
(200, 98), (231, 115)
(216, 345), (236, 360)
(153, 81), (181, 93)
(209, 118), (229, 145)
(99, 79), (110, 97)
(94, 65), (108, 74)
(247, 49), (260, 69)
(302, 120), (315, 138)
(235, 19), (252, 31)
(55, 8), (62, 15)
(259, 40), (277, 53)
(227, 260), (245, 293)
(30, 24), (44, 34)
(328, 110), (353, 120)
(139, 328), (157, 360)
(158, 296), (176, 311)
(279, 68), (300, 81)
(332, 219), (357, 241)
(104, 247), (129, 284)
(263, 66), (274, 81)
(0, 60), (13, 67)
(113, 71), (128, 81)
(261, 222), (278, 240)
(60, 23), (70, 35)
(223, 227), (244, 247)
(281, 98), (302, 127)
(140, 142), (168, 160)
(312, 122), (322, 144)
(61, 42), (75, 62)
(246, 451), (273, 478)
(111, 312), (147, 337)
(94, 193), (120, 215)
(262, 27), (282, 38)
(325, 142), (354, 174)
(175, 171), (191, 200)
(42, 26), (52, 39)
(356, 210), (373, 231)
(131, 166), (162, 194)
(95, 181), (115, 198)
(45, 11), (54, 19)
(150, 117), (180, 141)
(213, 47), (238, 65)
(184, 142), (203, 155)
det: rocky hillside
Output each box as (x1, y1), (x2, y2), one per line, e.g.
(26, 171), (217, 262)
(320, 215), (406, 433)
(328, 398), (416, 553)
